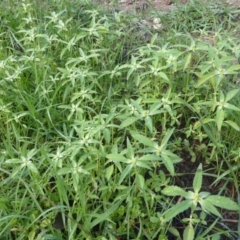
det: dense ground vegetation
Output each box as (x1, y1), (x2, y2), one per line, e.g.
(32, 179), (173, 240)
(0, 0), (240, 239)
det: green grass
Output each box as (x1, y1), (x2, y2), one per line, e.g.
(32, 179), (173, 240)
(0, 0), (240, 239)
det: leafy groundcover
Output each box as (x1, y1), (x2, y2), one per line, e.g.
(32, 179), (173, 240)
(0, 0), (240, 239)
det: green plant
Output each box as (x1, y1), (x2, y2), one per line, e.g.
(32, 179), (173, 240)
(161, 164), (240, 240)
(0, 0), (239, 239)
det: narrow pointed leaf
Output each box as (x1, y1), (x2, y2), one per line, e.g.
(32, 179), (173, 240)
(224, 103), (240, 111)
(207, 196), (240, 211)
(145, 116), (153, 133)
(183, 223), (194, 240)
(136, 174), (145, 190)
(164, 200), (192, 222)
(161, 153), (175, 175)
(118, 164), (132, 185)
(216, 107), (224, 131)
(161, 128), (175, 149)
(225, 89), (239, 102)
(135, 160), (151, 169)
(106, 154), (127, 162)
(127, 138), (134, 158)
(149, 102), (163, 115)
(224, 120), (240, 131)
(158, 72), (169, 81)
(162, 186), (188, 197)
(193, 164), (202, 193)
(89, 201), (122, 228)
(120, 117), (138, 128)
(105, 165), (114, 181)
(194, 72), (215, 88)
(183, 53), (192, 71)
(227, 64), (240, 72)
(199, 199), (222, 218)
(131, 133), (154, 147)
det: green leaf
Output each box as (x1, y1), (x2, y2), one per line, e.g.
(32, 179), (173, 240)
(193, 164), (202, 193)
(106, 154), (127, 162)
(105, 165), (114, 181)
(224, 120), (240, 131)
(164, 200), (192, 222)
(145, 116), (153, 133)
(57, 168), (72, 175)
(161, 152), (174, 175)
(162, 186), (188, 197)
(103, 128), (111, 144)
(183, 53), (192, 71)
(118, 164), (132, 185)
(150, 216), (159, 223)
(120, 117), (138, 128)
(139, 154), (161, 161)
(136, 174), (145, 190)
(199, 199), (222, 218)
(27, 162), (39, 174)
(216, 107), (224, 131)
(183, 223), (194, 240)
(227, 64), (240, 72)
(161, 128), (175, 149)
(131, 133), (154, 147)
(89, 200), (122, 229)
(149, 102), (163, 115)
(225, 89), (239, 102)
(162, 150), (182, 163)
(206, 196), (240, 211)
(199, 192), (211, 199)
(127, 138), (134, 158)
(194, 72), (215, 88)
(168, 227), (181, 238)
(224, 103), (240, 112)
(56, 175), (69, 206)
(158, 72), (169, 81)
(135, 160), (152, 170)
